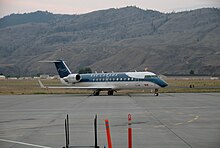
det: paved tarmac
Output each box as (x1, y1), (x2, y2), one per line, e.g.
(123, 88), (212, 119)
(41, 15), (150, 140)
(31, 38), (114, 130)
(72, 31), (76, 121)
(0, 93), (220, 148)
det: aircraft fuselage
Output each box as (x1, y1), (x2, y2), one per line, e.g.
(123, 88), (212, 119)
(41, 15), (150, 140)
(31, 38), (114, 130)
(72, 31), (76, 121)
(60, 72), (168, 90)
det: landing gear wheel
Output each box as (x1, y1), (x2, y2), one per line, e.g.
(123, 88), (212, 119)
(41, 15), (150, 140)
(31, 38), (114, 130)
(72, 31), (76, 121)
(93, 90), (100, 96)
(108, 90), (114, 95)
(154, 89), (159, 96)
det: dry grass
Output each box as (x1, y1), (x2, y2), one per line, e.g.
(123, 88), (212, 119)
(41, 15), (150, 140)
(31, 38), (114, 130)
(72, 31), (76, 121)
(0, 78), (220, 95)
(160, 79), (220, 93)
(0, 79), (91, 95)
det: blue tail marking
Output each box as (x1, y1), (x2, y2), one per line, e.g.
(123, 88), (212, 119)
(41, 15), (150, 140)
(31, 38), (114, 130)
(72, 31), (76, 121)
(54, 60), (71, 78)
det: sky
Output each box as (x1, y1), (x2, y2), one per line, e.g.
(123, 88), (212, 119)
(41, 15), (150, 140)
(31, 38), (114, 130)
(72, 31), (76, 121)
(0, 0), (220, 18)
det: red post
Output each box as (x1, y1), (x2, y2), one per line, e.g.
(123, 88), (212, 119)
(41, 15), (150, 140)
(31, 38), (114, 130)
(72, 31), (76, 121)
(128, 114), (132, 148)
(105, 119), (112, 148)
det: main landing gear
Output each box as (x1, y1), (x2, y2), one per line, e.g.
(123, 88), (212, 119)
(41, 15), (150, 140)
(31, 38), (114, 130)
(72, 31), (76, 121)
(93, 90), (100, 96)
(154, 89), (159, 96)
(93, 90), (114, 96)
(107, 90), (114, 95)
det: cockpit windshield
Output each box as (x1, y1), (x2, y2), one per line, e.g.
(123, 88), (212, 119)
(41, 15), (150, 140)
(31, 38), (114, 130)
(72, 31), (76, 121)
(144, 75), (158, 78)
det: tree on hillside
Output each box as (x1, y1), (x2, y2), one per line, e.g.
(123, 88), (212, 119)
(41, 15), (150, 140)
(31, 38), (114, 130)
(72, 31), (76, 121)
(190, 70), (195, 75)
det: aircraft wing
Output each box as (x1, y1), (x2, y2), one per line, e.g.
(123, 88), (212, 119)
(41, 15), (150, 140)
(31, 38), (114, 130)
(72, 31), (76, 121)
(38, 80), (113, 90)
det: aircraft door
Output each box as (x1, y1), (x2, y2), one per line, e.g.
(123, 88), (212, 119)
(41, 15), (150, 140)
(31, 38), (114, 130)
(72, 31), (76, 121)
(135, 78), (141, 87)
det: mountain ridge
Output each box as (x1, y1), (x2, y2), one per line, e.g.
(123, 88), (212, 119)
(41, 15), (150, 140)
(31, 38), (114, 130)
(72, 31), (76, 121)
(0, 6), (220, 76)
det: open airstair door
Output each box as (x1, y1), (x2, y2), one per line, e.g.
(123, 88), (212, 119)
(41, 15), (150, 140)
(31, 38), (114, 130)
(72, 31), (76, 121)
(63, 114), (99, 148)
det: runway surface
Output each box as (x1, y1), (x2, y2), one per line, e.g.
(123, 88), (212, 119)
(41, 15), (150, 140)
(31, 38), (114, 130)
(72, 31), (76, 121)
(0, 93), (220, 148)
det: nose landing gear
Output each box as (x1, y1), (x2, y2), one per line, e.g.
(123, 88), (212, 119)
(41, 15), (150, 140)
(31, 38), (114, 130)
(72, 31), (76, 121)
(107, 90), (114, 95)
(154, 89), (159, 96)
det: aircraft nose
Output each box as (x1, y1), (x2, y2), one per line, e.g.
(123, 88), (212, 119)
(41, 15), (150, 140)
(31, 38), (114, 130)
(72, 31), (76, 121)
(159, 79), (168, 88)
(163, 81), (168, 87)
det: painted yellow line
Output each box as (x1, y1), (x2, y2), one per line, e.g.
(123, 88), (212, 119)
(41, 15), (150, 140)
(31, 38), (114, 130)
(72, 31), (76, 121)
(175, 123), (183, 125)
(175, 115), (199, 125)
(187, 115), (199, 123)
(194, 116), (199, 120)
(154, 125), (165, 128)
(187, 119), (194, 123)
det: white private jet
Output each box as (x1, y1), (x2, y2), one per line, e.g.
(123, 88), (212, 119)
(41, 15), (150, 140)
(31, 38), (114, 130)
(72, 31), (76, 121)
(39, 60), (168, 96)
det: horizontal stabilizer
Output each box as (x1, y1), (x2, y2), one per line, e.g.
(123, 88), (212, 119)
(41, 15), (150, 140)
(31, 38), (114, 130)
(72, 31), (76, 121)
(39, 60), (71, 78)
(38, 79), (47, 88)
(39, 60), (62, 63)
(38, 80), (114, 90)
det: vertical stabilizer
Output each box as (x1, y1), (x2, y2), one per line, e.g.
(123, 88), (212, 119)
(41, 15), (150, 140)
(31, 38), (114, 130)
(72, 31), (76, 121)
(54, 60), (71, 78)
(39, 60), (71, 78)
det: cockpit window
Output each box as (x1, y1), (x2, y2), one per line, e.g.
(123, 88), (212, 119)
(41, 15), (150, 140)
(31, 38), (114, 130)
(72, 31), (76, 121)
(145, 75), (157, 78)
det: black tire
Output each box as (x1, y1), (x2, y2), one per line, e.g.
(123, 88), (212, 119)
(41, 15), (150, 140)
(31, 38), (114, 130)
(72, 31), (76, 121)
(93, 91), (100, 96)
(154, 89), (159, 96)
(108, 90), (114, 95)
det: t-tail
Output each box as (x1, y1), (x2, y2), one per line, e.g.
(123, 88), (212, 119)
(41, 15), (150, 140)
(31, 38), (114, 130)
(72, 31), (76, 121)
(54, 60), (71, 78)
(39, 60), (71, 78)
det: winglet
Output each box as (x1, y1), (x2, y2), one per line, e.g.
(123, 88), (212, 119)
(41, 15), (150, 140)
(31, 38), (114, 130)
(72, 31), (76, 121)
(38, 79), (47, 88)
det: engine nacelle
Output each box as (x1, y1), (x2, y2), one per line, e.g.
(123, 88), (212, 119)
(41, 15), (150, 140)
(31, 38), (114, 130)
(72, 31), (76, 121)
(63, 74), (81, 83)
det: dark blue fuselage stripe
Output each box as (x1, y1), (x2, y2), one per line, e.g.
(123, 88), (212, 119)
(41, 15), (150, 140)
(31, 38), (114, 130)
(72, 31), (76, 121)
(78, 73), (167, 87)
